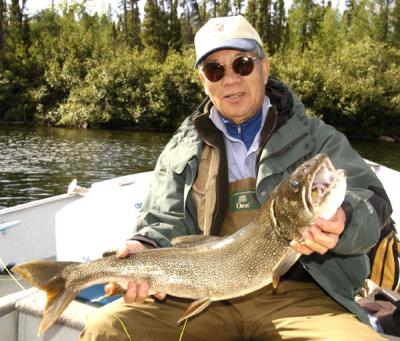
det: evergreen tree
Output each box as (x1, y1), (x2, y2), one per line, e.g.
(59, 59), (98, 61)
(233, 0), (244, 14)
(217, 0), (231, 16)
(9, 0), (25, 45)
(270, 0), (285, 54)
(245, 0), (257, 28)
(317, 2), (341, 54)
(0, 0), (5, 51)
(256, 0), (272, 52)
(373, 0), (392, 43)
(128, 0), (142, 48)
(209, 0), (218, 17)
(343, 0), (357, 31)
(168, 0), (182, 51)
(179, 0), (194, 44)
(391, 0), (400, 47)
(345, 0), (374, 42)
(121, 0), (129, 46)
(142, 0), (169, 60)
(286, 0), (322, 51)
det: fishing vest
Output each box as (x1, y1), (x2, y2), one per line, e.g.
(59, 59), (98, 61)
(192, 144), (259, 236)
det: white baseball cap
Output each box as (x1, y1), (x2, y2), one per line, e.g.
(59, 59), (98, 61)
(194, 15), (263, 67)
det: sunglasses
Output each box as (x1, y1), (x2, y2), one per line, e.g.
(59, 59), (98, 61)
(201, 56), (261, 82)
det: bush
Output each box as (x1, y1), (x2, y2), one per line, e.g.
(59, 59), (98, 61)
(48, 47), (202, 130)
(272, 37), (400, 138)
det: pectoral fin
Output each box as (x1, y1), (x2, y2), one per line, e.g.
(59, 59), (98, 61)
(171, 235), (222, 248)
(272, 248), (301, 290)
(177, 298), (212, 323)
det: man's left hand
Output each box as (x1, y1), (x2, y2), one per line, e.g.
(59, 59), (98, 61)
(290, 207), (346, 255)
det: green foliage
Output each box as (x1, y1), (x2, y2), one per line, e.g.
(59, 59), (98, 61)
(0, 0), (399, 138)
(145, 48), (203, 129)
(141, 0), (169, 60)
(273, 37), (400, 139)
(37, 47), (202, 130)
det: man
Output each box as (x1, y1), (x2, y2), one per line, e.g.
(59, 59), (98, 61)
(81, 15), (392, 340)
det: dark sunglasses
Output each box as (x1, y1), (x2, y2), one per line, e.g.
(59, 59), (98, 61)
(201, 56), (261, 82)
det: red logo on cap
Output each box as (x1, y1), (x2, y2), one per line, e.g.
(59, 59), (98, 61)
(215, 23), (224, 32)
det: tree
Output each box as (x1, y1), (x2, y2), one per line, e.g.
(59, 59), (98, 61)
(232, 0), (244, 14)
(217, 0), (231, 16)
(256, 0), (272, 52)
(344, 0), (374, 42)
(391, 0), (400, 47)
(142, 0), (169, 60)
(286, 0), (322, 51)
(0, 0), (5, 50)
(119, 0), (141, 48)
(128, 0), (142, 48)
(167, 0), (182, 51)
(316, 1), (341, 54)
(245, 0), (257, 29)
(270, 0), (286, 54)
(373, 0), (393, 43)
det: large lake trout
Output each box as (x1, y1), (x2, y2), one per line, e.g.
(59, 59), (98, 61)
(13, 153), (346, 334)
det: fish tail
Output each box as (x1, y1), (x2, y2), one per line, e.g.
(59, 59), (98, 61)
(12, 260), (79, 335)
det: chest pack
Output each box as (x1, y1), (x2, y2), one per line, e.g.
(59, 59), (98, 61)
(368, 219), (400, 292)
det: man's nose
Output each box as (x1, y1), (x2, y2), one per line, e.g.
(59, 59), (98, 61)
(222, 65), (241, 84)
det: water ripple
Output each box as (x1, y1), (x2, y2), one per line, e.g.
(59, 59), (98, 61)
(0, 125), (171, 208)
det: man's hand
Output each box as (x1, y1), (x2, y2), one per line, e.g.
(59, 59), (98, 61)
(105, 240), (166, 303)
(290, 207), (346, 255)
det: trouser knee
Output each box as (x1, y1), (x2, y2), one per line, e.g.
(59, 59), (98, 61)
(80, 309), (131, 341)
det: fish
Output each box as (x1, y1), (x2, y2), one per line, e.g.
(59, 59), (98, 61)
(12, 153), (347, 334)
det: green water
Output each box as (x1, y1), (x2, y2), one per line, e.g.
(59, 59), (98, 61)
(0, 124), (399, 209)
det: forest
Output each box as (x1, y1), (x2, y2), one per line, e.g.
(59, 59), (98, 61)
(0, 0), (399, 139)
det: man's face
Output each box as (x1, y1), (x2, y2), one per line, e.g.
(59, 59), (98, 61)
(199, 49), (270, 125)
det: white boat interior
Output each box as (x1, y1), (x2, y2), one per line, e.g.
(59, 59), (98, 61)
(0, 162), (399, 341)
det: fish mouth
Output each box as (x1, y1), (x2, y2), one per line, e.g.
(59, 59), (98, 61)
(305, 157), (346, 219)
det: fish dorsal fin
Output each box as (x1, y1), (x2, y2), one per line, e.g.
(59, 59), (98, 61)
(177, 297), (212, 323)
(171, 235), (222, 248)
(272, 248), (301, 290)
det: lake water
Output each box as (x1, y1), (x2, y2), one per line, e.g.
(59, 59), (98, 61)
(1, 124), (399, 209)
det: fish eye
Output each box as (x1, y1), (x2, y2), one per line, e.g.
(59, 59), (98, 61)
(290, 179), (300, 191)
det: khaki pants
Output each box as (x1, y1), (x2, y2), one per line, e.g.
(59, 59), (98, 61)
(80, 281), (385, 341)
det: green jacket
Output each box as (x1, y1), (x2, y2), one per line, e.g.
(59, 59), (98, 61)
(132, 77), (392, 324)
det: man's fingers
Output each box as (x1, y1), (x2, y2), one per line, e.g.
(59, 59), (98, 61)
(124, 282), (138, 303)
(123, 281), (153, 304)
(136, 282), (150, 303)
(290, 240), (314, 255)
(154, 292), (167, 300)
(116, 244), (130, 257)
(308, 225), (339, 250)
(314, 208), (346, 234)
(302, 231), (329, 255)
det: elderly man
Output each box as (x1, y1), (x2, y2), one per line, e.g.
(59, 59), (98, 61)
(81, 15), (392, 340)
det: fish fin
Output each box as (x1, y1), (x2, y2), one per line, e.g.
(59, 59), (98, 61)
(12, 260), (79, 335)
(177, 297), (212, 323)
(272, 248), (301, 290)
(171, 235), (222, 248)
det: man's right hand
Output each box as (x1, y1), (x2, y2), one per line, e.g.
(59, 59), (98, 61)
(104, 240), (167, 303)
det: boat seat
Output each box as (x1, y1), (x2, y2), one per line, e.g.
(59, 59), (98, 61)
(14, 288), (98, 340)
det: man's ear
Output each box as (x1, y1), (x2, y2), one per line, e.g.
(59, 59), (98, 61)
(262, 58), (270, 84)
(198, 72), (209, 95)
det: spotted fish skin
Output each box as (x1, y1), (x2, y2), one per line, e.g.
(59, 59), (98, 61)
(12, 153), (346, 334)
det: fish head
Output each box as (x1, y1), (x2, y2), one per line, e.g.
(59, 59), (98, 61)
(269, 153), (347, 242)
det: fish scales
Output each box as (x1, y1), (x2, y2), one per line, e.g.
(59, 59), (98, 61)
(64, 221), (284, 299)
(12, 153), (347, 334)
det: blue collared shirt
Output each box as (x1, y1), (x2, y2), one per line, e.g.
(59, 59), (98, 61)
(209, 96), (271, 182)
